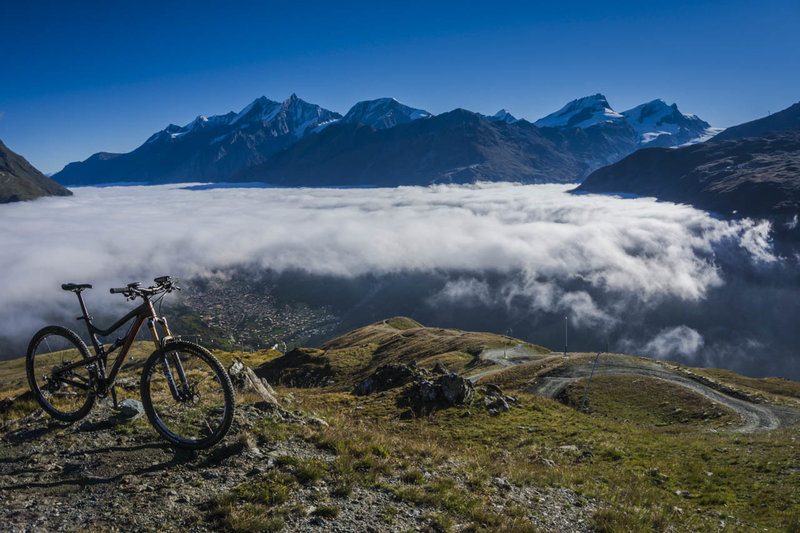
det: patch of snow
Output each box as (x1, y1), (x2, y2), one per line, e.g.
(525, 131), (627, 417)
(311, 118), (341, 134)
(623, 99), (714, 146)
(535, 94), (624, 129)
(342, 98), (432, 129)
(680, 127), (724, 146)
(487, 109), (518, 124)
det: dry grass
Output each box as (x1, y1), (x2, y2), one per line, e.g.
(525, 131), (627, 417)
(256, 317), (548, 389)
(689, 367), (800, 402)
(558, 375), (740, 431)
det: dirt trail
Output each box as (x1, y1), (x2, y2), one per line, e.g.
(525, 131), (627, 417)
(469, 348), (800, 433)
(469, 345), (546, 382)
(527, 357), (800, 433)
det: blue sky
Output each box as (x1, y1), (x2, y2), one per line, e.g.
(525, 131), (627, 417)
(1, 0), (799, 174)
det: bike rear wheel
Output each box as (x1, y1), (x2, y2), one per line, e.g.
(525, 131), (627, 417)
(140, 341), (234, 449)
(26, 326), (96, 422)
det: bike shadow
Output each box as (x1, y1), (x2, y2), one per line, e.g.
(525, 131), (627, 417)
(0, 442), (199, 491)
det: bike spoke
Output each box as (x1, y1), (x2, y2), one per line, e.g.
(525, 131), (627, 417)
(27, 327), (94, 420)
(144, 344), (232, 447)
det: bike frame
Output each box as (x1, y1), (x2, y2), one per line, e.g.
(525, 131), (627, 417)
(55, 291), (176, 396)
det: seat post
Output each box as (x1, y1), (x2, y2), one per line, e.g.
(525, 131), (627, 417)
(75, 291), (91, 322)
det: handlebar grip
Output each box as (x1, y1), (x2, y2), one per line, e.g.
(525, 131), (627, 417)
(110, 287), (128, 294)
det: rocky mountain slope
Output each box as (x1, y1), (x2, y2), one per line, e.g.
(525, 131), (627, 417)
(339, 98), (432, 129)
(533, 94), (716, 167)
(51, 93), (715, 187)
(713, 101), (800, 141)
(234, 109), (591, 186)
(574, 102), (800, 218)
(622, 99), (719, 146)
(52, 94), (342, 185)
(0, 140), (72, 203)
(1, 318), (799, 531)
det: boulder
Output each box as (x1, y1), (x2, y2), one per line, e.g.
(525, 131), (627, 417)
(400, 373), (475, 414)
(439, 373), (474, 405)
(432, 362), (449, 374)
(228, 359), (279, 408)
(354, 363), (424, 395)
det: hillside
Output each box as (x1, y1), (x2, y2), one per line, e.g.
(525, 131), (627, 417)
(255, 316), (549, 387)
(574, 131), (800, 218)
(52, 95), (342, 186)
(713, 101), (800, 141)
(235, 110), (590, 186)
(1, 319), (799, 532)
(0, 140), (72, 203)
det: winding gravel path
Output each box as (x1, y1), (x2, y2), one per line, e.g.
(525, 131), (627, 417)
(468, 345), (545, 382)
(470, 349), (800, 433)
(527, 357), (800, 433)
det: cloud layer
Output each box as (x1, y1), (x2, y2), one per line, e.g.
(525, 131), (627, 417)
(0, 182), (794, 378)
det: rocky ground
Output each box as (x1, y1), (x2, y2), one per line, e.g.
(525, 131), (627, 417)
(3, 321), (798, 531)
(0, 396), (598, 532)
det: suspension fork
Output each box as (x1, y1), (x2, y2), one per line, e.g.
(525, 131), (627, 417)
(146, 300), (189, 401)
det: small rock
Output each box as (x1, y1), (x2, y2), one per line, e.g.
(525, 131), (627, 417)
(307, 417), (329, 427)
(675, 490), (690, 498)
(486, 397), (509, 413)
(492, 477), (511, 490)
(576, 451), (594, 463)
(558, 445), (579, 453)
(115, 378), (138, 391)
(539, 458), (556, 468)
(432, 362), (449, 374)
(483, 384), (504, 396)
(115, 399), (144, 420)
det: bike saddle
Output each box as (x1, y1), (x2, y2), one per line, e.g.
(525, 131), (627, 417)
(61, 283), (93, 292)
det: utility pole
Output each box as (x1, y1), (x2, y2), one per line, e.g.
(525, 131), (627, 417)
(564, 315), (568, 357)
(580, 350), (603, 413)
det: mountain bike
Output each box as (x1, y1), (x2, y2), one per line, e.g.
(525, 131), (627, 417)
(25, 276), (235, 449)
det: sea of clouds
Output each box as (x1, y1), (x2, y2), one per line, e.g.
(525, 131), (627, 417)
(1, 183), (796, 378)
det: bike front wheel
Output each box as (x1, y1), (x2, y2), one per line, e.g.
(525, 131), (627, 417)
(26, 326), (96, 422)
(140, 341), (234, 449)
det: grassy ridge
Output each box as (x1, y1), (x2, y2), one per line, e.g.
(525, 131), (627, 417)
(256, 317), (549, 389)
(212, 385), (800, 532)
(2, 318), (799, 531)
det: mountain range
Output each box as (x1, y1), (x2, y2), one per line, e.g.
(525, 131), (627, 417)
(52, 93), (716, 187)
(575, 101), (800, 218)
(0, 140), (72, 203)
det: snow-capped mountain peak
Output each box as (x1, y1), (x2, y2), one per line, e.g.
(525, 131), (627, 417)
(534, 93), (624, 129)
(276, 94), (343, 138)
(230, 96), (282, 125)
(487, 109), (518, 124)
(341, 98), (433, 129)
(622, 99), (714, 146)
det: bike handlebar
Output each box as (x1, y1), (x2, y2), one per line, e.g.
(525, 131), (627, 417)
(109, 276), (180, 299)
